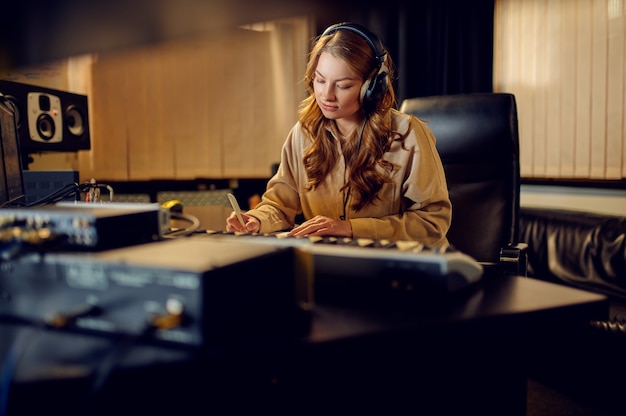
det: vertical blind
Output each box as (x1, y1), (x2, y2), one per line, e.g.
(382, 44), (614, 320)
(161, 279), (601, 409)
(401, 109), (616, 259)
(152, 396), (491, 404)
(493, 0), (625, 179)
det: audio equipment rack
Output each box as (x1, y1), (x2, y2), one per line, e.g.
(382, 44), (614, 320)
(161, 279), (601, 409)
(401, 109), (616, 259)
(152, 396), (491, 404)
(0, 202), (170, 251)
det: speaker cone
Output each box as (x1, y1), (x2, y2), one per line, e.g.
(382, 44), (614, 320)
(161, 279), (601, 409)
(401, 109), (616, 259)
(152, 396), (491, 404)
(36, 113), (56, 141)
(65, 105), (85, 138)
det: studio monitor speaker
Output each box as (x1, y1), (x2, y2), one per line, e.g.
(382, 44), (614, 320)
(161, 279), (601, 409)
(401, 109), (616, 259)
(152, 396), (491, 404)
(0, 80), (91, 154)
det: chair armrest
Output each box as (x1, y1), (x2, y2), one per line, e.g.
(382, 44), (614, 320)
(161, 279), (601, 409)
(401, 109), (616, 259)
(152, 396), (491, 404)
(500, 243), (529, 277)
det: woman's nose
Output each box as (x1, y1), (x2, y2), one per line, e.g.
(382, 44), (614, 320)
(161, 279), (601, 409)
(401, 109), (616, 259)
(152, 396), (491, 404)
(322, 85), (335, 100)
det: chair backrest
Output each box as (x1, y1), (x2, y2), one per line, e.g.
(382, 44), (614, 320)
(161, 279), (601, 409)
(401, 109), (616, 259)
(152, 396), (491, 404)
(399, 93), (521, 264)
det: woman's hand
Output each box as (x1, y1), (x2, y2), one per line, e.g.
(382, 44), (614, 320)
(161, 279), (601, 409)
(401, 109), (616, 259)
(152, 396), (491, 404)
(225, 212), (261, 233)
(288, 215), (352, 238)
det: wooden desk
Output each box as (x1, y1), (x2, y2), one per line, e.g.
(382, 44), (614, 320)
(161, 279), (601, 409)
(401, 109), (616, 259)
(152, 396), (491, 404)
(0, 274), (607, 416)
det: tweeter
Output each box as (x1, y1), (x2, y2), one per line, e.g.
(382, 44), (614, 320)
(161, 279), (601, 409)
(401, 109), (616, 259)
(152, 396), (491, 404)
(28, 92), (63, 143)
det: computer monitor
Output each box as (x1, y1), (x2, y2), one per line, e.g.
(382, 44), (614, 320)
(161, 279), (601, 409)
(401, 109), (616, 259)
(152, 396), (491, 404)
(0, 98), (25, 206)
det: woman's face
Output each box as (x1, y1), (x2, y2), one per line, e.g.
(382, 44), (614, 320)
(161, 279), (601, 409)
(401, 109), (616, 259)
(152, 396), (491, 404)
(313, 52), (363, 124)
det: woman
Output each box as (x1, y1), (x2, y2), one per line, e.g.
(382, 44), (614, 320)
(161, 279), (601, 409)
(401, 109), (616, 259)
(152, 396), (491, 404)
(226, 22), (451, 247)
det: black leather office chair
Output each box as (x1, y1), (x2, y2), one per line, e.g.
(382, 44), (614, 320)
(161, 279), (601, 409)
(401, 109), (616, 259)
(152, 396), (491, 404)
(400, 93), (527, 276)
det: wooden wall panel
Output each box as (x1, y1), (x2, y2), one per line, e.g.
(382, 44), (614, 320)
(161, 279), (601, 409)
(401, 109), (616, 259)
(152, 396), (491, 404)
(84, 19), (309, 182)
(86, 52), (135, 180)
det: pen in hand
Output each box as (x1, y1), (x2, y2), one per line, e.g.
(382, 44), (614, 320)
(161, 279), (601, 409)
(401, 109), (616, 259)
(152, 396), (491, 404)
(227, 193), (247, 230)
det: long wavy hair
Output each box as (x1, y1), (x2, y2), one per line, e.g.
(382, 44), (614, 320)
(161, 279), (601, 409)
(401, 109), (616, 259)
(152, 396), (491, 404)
(299, 25), (404, 212)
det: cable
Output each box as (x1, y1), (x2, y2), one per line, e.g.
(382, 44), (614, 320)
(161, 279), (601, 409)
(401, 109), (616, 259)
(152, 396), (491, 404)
(340, 120), (367, 220)
(0, 240), (23, 261)
(89, 335), (135, 398)
(10, 180), (116, 208)
(0, 327), (40, 416)
(88, 315), (183, 410)
(162, 212), (201, 238)
(23, 182), (80, 207)
(0, 194), (26, 209)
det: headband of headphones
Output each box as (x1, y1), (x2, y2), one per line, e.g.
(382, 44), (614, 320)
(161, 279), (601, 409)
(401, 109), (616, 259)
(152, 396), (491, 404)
(320, 22), (389, 109)
(321, 22), (387, 66)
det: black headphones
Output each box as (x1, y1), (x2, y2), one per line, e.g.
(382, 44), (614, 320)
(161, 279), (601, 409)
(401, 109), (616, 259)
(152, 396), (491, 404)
(320, 22), (389, 109)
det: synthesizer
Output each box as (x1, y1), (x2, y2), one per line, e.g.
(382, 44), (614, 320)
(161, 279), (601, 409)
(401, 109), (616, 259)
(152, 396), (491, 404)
(200, 231), (484, 305)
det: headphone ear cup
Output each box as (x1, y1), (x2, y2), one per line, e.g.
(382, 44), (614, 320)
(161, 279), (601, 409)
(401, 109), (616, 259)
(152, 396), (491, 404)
(361, 71), (388, 108)
(360, 78), (372, 105)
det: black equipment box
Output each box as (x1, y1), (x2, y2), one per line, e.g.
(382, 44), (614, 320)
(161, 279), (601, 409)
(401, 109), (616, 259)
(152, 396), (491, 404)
(0, 202), (170, 251)
(0, 238), (311, 348)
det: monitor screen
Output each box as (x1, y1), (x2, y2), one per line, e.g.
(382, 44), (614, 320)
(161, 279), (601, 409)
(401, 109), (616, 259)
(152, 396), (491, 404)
(0, 98), (25, 206)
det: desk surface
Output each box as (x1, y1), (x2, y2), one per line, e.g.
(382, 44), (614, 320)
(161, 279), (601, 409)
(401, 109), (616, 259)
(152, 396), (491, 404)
(0, 273), (609, 416)
(1, 274), (608, 365)
(305, 274), (607, 343)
